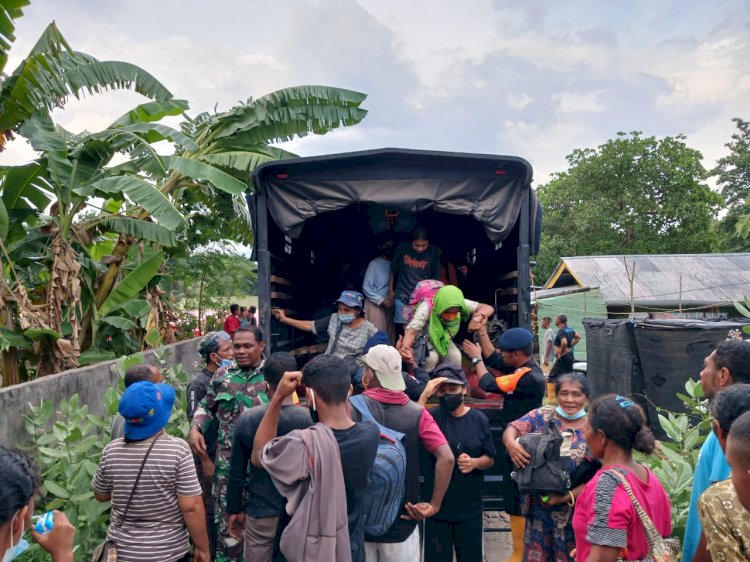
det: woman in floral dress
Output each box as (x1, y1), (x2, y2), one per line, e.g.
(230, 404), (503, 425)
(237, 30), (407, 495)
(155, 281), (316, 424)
(502, 372), (593, 562)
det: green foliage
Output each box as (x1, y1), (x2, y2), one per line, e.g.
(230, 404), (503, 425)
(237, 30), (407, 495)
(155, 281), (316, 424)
(734, 296), (750, 335)
(536, 131), (723, 281)
(21, 348), (193, 560)
(168, 248), (257, 334)
(713, 118), (750, 251)
(639, 379), (712, 541)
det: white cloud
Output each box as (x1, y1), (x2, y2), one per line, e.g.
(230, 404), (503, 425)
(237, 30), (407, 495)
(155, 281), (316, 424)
(0, 0), (747, 191)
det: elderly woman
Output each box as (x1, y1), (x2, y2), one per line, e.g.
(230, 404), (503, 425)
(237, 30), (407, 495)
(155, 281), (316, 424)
(502, 373), (595, 562)
(0, 447), (76, 562)
(400, 284), (494, 372)
(93, 382), (210, 562)
(273, 290), (378, 360)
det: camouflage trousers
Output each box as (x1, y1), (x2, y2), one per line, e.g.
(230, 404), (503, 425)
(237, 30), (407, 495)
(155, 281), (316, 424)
(214, 462), (244, 562)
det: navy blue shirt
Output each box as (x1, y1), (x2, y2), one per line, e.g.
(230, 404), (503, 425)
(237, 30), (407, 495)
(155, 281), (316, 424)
(226, 403), (313, 517)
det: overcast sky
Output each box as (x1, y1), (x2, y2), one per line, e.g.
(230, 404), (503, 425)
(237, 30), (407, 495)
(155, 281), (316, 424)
(2, 0), (749, 185)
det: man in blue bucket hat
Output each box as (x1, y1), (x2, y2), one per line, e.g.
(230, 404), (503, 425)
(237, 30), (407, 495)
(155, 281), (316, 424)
(120, 380), (175, 440)
(93, 381), (211, 561)
(273, 289), (378, 362)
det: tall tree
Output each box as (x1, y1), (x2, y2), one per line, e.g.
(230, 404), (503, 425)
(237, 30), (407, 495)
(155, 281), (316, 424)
(712, 117), (750, 251)
(536, 131), (723, 281)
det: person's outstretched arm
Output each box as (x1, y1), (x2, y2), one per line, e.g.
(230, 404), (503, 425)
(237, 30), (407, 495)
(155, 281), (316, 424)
(272, 309), (314, 332)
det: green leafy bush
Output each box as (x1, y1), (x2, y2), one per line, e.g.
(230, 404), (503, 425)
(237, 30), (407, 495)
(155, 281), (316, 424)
(638, 379), (712, 541)
(20, 349), (193, 560)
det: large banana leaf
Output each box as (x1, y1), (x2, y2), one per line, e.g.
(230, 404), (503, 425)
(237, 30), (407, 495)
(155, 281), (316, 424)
(116, 123), (198, 151)
(76, 176), (186, 230)
(110, 99), (189, 128)
(0, 196), (8, 239)
(98, 251), (164, 318)
(200, 150), (279, 174)
(209, 85), (367, 142)
(101, 217), (176, 246)
(18, 113), (72, 192)
(1, 161), (52, 210)
(0, 22), (174, 133)
(166, 156), (247, 195)
(0, 0), (30, 73)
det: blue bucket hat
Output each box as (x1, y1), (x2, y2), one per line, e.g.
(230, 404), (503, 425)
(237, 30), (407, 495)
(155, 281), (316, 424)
(334, 290), (364, 309)
(119, 381), (175, 440)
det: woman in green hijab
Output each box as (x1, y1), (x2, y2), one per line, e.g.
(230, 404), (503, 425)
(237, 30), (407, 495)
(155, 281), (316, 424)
(400, 284), (494, 372)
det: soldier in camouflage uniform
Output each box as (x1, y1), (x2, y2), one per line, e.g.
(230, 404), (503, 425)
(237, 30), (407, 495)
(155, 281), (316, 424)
(189, 327), (268, 562)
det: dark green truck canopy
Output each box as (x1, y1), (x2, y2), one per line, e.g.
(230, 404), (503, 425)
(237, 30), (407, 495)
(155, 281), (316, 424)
(252, 148), (540, 249)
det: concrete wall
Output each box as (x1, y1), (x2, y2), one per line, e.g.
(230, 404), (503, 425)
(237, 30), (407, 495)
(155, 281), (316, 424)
(0, 337), (203, 449)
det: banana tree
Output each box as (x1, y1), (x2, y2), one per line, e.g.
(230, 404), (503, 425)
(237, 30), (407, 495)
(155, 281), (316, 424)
(92, 85), (369, 308)
(0, 108), (190, 376)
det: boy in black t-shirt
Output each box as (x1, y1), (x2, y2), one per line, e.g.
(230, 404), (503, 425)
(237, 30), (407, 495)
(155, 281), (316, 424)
(252, 355), (379, 562)
(418, 364), (496, 562)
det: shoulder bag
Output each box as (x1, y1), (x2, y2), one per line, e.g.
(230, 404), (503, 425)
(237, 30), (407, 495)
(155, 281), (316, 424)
(511, 419), (570, 494)
(606, 469), (680, 562)
(92, 432), (162, 562)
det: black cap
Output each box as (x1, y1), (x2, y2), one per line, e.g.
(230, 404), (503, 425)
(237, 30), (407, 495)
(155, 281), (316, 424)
(432, 363), (468, 386)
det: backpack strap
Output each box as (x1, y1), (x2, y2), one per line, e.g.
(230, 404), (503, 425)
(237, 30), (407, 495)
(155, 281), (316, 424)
(349, 394), (405, 443)
(349, 394), (376, 423)
(328, 318), (346, 355)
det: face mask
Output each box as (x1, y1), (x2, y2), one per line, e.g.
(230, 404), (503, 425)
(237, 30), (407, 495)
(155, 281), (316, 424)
(440, 318), (460, 329)
(338, 313), (355, 324)
(308, 389), (320, 423)
(440, 393), (464, 412)
(217, 358), (233, 369)
(555, 405), (587, 420)
(3, 511), (29, 562)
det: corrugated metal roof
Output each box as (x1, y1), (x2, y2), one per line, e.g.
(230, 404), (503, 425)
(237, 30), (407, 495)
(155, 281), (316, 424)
(546, 253), (750, 307)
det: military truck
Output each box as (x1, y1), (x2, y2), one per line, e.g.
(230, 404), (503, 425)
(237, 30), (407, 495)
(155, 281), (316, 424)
(248, 147), (541, 519)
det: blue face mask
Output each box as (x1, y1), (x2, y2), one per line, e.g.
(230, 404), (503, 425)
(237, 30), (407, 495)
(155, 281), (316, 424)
(338, 313), (355, 324)
(3, 512), (29, 562)
(213, 355), (233, 370)
(555, 405), (586, 421)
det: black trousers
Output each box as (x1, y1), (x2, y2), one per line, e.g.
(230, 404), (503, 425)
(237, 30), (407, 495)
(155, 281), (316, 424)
(424, 513), (483, 562)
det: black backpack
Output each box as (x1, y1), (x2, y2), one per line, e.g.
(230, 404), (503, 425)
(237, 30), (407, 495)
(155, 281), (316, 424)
(511, 419), (571, 494)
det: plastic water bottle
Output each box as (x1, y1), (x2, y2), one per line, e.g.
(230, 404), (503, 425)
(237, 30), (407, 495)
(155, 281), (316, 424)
(33, 511), (54, 535)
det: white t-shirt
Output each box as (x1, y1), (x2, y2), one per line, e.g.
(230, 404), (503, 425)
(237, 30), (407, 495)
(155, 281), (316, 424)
(543, 328), (555, 362)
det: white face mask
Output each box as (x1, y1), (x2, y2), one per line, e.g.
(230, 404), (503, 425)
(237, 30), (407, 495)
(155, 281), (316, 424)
(3, 510), (29, 562)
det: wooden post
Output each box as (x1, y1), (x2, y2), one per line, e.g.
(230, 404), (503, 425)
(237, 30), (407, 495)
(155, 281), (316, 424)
(623, 257), (636, 316)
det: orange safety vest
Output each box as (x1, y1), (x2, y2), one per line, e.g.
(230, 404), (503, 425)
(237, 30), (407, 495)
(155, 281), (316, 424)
(494, 367), (532, 394)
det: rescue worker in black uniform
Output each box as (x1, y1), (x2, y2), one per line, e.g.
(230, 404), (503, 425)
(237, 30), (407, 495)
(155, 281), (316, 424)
(462, 327), (545, 562)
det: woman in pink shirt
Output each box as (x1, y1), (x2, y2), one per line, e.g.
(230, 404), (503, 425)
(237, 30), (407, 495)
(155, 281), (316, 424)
(572, 394), (672, 562)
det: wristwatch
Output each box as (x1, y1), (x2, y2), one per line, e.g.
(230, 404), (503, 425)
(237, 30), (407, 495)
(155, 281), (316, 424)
(471, 356), (482, 365)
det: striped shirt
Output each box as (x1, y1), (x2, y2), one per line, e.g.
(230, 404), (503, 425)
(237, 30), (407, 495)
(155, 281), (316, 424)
(92, 434), (202, 562)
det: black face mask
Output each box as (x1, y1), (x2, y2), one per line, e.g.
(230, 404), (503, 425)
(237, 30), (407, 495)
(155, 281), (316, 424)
(309, 410), (320, 424)
(439, 393), (464, 412)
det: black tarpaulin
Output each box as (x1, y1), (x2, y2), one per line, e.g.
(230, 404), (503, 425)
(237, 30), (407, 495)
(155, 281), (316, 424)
(252, 148), (539, 248)
(583, 318), (748, 439)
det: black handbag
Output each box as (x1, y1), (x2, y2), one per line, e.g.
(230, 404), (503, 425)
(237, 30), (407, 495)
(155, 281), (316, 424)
(511, 420), (571, 494)
(92, 433), (161, 562)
